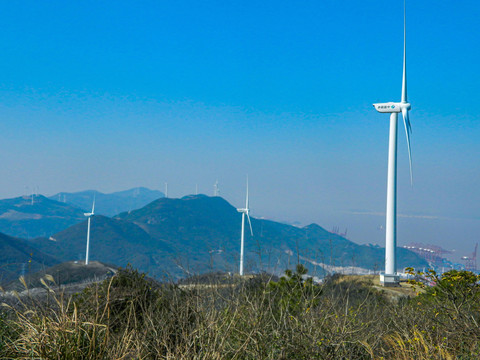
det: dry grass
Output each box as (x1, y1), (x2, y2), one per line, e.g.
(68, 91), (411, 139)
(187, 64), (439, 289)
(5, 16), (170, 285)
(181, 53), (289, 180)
(0, 266), (478, 359)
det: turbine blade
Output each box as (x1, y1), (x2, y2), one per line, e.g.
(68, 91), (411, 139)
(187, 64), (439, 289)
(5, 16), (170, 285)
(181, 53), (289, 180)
(401, 0), (407, 103)
(245, 176), (249, 209)
(92, 196), (95, 214)
(402, 107), (413, 185)
(246, 213), (253, 236)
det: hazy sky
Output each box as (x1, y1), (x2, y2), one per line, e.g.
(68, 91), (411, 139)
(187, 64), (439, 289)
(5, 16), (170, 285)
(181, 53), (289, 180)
(0, 1), (478, 262)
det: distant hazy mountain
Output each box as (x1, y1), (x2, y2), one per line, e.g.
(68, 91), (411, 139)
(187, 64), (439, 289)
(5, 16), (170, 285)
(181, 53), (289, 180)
(22, 195), (427, 280)
(30, 215), (174, 279)
(49, 187), (164, 217)
(0, 232), (59, 283)
(0, 195), (86, 239)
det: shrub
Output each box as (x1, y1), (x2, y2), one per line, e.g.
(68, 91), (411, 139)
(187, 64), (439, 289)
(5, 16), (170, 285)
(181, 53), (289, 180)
(267, 264), (322, 316)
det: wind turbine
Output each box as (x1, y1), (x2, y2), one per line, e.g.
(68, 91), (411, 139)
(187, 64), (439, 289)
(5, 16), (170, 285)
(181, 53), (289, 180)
(237, 178), (253, 276)
(373, 1), (413, 286)
(84, 197), (95, 265)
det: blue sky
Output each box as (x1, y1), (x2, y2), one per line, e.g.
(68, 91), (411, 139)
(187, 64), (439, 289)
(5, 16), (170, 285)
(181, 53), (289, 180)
(0, 1), (478, 262)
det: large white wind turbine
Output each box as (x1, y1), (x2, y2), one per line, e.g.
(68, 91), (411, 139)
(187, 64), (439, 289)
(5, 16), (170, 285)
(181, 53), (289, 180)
(84, 197), (95, 265)
(373, 1), (413, 286)
(237, 178), (253, 276)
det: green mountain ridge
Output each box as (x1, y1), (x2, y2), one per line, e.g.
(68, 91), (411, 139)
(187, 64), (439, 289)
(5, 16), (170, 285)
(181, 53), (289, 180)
(2, 194), (428, 281)
(30, 215), (174, 279)
(0, 232), (59, 283)
(114, 195), (428, 277)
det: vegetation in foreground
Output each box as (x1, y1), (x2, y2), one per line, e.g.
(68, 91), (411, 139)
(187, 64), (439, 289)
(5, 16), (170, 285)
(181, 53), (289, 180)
(0, 265), (479, 359)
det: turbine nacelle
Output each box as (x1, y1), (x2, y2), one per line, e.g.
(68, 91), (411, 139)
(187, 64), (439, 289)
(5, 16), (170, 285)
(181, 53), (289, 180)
(373, 102), (411, 114)
(84, 212), (94, 217)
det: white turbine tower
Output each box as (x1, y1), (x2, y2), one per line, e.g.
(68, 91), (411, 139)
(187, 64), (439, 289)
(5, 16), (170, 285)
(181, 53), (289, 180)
(373, 1), (413, 286)
(84, 197), (95, 265)
(237, 178), (253, 276)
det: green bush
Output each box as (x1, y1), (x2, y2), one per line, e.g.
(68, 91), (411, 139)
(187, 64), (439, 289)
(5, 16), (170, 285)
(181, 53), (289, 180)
(267, 264), (322, 316)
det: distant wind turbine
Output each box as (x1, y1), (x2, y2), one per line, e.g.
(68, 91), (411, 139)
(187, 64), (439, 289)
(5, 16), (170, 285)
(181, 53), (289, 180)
(30, 185), (37, 205)
(84, 197), (95, 265)
(213, 180), (219, 197)
(237, 178), (253, 276)
(373, 0), (413, 286)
